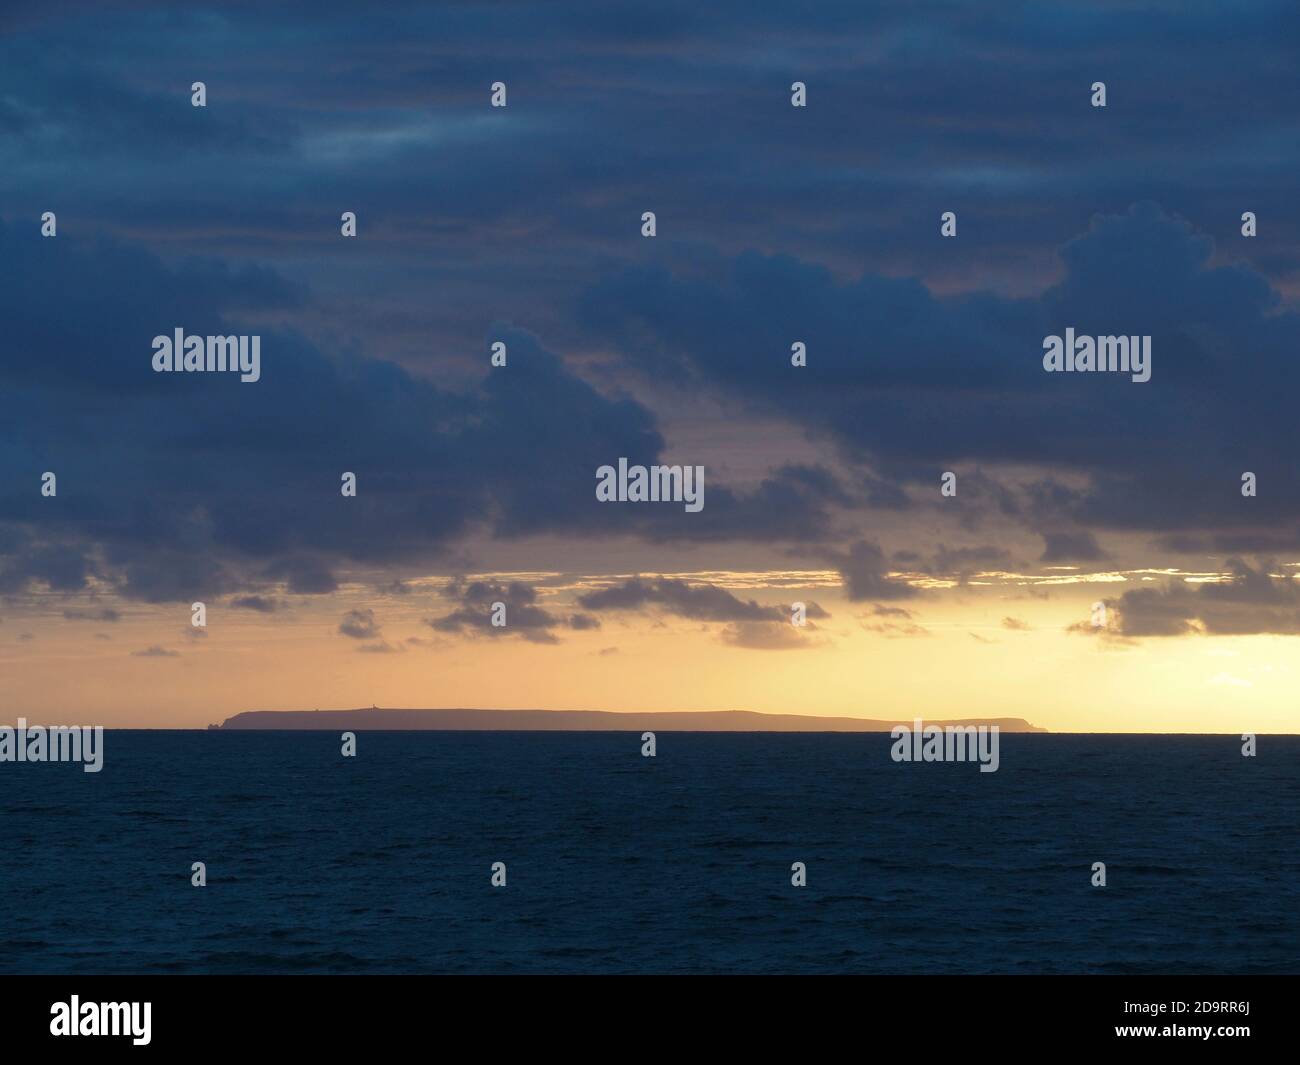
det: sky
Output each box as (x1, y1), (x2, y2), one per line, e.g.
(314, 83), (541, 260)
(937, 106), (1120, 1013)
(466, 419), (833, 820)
(2, 1), (1299, 731)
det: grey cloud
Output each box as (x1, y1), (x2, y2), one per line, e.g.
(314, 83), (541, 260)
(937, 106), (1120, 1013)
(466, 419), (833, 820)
(339, 608), (380, 639)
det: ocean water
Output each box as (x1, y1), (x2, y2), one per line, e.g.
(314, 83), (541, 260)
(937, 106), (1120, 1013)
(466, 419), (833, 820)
(0, 731), (1296, 974)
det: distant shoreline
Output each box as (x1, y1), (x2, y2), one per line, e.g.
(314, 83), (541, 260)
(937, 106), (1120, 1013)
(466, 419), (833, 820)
(211, 707), (1048, 733)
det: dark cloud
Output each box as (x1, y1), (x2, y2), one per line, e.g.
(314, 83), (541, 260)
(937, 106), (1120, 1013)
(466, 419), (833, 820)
(0, 545), (95, 594)
(870, 605), (913, 619)
(62, 607), (121, 622)
(578, 577), (822, 622)
(1040, 531), (1107, 564)
(115, 552), (234, 604)
(338, 608), (380, 640)
(1156, 529), (1300, 555)
(229, 595), (279, 613)
(932, 544), (1012, 577)
(582, 203), (1300, 551)
(265, 558), (338, 596)
(828, 541), (916, 601)
(6, 225), (825, 596)
(578, 576), (828, 648)
(0, 227), (638, 581)
(8, 1), (1299, 318)
(1075, 558), (1300, 638)
(428, 580), (571, 644)
(1199, 557), (1293, 605)
(3, 6), (1300, 605)
(719, 621), (818, 651)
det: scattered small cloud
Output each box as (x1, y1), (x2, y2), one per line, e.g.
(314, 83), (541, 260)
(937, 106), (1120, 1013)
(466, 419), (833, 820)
(861, 616), (930, 638)
(871, 605), (913, 619)
(63, 607), (121, 622)
(230, 595), (280, 613)
(719, 620), (821, 650)
(429, 580), (571, 644)
(339, 608), (381, 640)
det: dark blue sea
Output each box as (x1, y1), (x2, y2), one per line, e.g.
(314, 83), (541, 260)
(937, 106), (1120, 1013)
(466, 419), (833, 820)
(1, 732), (1296, 974)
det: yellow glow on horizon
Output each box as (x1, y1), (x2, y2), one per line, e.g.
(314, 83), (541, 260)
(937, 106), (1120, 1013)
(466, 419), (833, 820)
(2, 569), (1297, 734)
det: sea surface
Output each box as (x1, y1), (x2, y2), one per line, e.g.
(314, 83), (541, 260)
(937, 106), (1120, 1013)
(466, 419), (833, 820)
(1, 731), (1296, 974)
